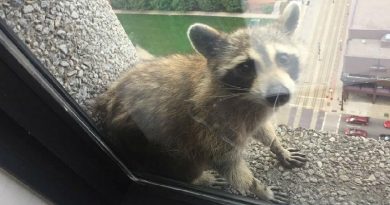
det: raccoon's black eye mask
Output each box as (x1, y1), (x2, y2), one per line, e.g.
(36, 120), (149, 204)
(276, 52), (299, 80)
(221, 59), (257, 92)
(235, 59), (256, 76)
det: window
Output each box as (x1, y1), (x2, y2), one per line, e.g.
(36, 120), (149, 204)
(370, 65), (387, 72)
(1, 0), (389, 205)
(382, 33), (390, 42)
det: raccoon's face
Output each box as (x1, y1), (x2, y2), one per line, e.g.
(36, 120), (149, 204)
(188, 2), (301, 107)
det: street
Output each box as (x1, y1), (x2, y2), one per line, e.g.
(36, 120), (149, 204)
(272, 0), (390, 138)
(292, 0), (349, 111)
(338, 114), (390, 139)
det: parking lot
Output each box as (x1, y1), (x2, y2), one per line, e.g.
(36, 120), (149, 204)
(338, 114), (390, 140)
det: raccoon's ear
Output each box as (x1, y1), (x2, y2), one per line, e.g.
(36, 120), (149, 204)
(278, 2), (300, 35)
(187, 23), (225, 58)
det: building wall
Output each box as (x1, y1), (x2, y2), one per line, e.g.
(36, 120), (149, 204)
(349, 29), (390, 40)
(344, 56), (390, 77)
(344, 56), (377, 75)
(381, 59), (390, 70)
(246, 0), (276, 12)
(381, 59), (390, 77)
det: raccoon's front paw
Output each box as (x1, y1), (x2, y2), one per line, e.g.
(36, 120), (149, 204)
(251, 179), (289, 204)
(208, 170), (228, 188)
(278, 148), (307, 168)
(192, 170), (227, 188)
(267, 187), (289, 205)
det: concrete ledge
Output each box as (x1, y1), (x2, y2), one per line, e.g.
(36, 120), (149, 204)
(0, 0), (137, 113)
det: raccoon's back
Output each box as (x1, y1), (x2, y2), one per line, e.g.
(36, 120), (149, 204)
(96, 54), (207, 142)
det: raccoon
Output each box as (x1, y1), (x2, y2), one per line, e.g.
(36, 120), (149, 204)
(95, 2), (306, 204)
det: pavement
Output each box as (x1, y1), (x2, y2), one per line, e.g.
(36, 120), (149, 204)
(341, 94), (390, 119)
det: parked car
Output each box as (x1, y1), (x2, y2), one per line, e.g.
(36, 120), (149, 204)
(384, 120), (390, 128)
(379, 134), (390, 141)
(344, 128), (368, 137)
(345, 115), (369, 125)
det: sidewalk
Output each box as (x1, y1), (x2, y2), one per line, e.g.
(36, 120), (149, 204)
(113, 9), (278, 19)
(112, 0), (312, 20)
(340, 94), (390, 120)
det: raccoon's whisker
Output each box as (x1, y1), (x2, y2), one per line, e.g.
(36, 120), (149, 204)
(218, 81), (251, 92)
(273, 94), (279, 113)
(272, 87), (282, 113)
(219, 81), (242, 89)
(225, 87), (251, 92)
(206, 94), (242, 99)
(217, 94), (244, 102)
(224, 85), (247, 90)
(207, 94), (244, 103)
(224, 86), (251, 92)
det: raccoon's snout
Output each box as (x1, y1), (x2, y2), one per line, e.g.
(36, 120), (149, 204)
(265, 85), (290, 106)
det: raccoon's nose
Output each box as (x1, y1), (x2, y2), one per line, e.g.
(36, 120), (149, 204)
(265, 85), (290, 106)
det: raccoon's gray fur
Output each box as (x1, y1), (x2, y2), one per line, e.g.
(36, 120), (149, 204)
(95, 2), (306, 204)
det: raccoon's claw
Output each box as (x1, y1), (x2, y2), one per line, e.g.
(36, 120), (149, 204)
(279, 148), (308, 168)
(210, 175), (228, 188)
(269, 187), (289, 205)
(251, 180), (289, 205)
(193, 170), (227, 188)
(208, 170), (228, 187)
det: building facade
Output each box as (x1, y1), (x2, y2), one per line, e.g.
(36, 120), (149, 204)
(342, 0), (390, 103)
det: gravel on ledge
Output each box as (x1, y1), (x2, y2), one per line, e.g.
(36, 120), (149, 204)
(1, 1), (389, 205)
(237, 130), (390, 205)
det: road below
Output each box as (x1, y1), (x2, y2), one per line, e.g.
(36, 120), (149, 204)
(274, 0), (352, 131)
(338, 115), (390, 139)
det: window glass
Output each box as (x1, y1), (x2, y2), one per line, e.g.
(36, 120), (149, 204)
(1, 0), (389, 204)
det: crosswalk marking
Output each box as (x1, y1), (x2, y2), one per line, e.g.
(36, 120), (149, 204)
(336, 114), (342, 133)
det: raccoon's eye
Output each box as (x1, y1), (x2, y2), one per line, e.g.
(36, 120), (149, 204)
(276, 53), (300, 80)
(222, 58), (257, 92)
(276, 53), (290, 66)
(236, 59), (255, 74)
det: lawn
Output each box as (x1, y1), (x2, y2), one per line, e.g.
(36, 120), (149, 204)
(117, 14), (271, 56)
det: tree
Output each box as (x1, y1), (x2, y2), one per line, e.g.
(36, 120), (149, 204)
(149, 0), (172, 10)
(221, 0), (245, 12)
(170, 0), (199, 11)
(196, 0), (224, 12)
(126, 0), (151, 10)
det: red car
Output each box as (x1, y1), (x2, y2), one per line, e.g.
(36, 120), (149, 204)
(344, 128), (368, 137)
(384, 120), (390, 128)
(345, 115), (369, 125)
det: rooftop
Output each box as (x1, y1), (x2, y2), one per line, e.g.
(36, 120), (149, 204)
(350, 0), (390, 30)
(346, 38), (390, 59)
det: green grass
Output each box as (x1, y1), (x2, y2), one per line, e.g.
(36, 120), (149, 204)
(117, 14), (272, 56)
